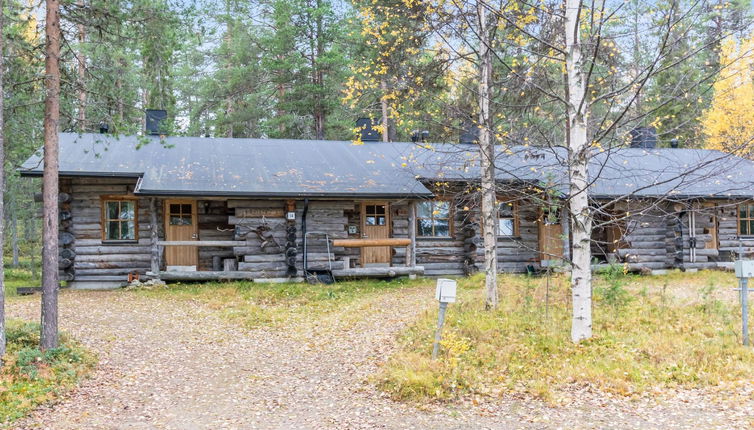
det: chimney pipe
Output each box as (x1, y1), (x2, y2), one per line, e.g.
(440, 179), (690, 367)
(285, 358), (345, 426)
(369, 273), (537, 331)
(356, 118), (381, 142)
(145, 109), (168, 136)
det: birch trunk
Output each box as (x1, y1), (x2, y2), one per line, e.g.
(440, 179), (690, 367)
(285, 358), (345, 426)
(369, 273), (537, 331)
(41, 0), (61, 350)
(0, 0), (6, 359)
(478, 1), (498, 309)
(565, 0), (592, 342)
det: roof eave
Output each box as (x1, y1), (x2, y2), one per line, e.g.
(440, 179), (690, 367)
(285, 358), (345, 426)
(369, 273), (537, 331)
(19, 170), (143, 179)
(135, 189), (434, 199)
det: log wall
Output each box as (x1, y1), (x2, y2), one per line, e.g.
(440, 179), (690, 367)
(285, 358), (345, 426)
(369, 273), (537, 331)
(68, 177), (155, 283)
(64, 177), (753, 283)
(496, 200), (540, 273)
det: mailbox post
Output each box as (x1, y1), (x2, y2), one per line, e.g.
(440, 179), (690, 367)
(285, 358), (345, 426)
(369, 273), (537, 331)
(734, 260), (753, 346)
(432, 279), (457, 359)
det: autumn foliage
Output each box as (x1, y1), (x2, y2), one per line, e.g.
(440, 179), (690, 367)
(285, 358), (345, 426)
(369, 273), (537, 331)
(702, 34), (754, 155)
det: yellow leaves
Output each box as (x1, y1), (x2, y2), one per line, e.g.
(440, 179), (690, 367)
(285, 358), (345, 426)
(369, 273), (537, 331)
(702, 33), (754, 154)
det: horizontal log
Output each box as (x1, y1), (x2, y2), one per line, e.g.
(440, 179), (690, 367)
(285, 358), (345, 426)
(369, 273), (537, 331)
(331, 266), (424, 277)
(157, 241), (245, 247)
(76, 245), (150, 255)
(75, 268), (147, 276)
(34, 192), (71, 203)
(75, 261), (151, 269)
(76, 254), (151, 263)
(332, 238), (412, 247)
(227, 200), (285, 209)
(157, 270), (290, 281)
(617, 248), (667, 256)
(73, 275), (132, 282)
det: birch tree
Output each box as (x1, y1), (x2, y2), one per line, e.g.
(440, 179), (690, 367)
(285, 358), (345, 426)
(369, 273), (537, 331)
(477, 2), (498, 309)
(563, 0), (592, 341)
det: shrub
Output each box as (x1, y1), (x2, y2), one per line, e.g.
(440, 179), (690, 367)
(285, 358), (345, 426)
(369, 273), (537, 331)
(0, 320), (95, 424)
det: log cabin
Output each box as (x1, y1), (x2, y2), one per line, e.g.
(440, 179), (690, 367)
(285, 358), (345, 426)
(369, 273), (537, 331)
(19, 132), (754, 288)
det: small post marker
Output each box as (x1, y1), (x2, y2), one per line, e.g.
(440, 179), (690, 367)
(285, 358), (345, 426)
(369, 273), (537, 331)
(432, 278), (457, 360)
(734, 258), (753, 346)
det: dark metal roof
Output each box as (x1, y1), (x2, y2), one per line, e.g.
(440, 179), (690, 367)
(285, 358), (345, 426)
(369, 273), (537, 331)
(19, 133), (754, 199)
(398, 144), (754, 199)
(20, 133), (434, 198)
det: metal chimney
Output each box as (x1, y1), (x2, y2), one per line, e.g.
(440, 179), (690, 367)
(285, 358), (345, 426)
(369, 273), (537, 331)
(629, 127), (657, 149)
(356, 118), (381, 142)
(145, 109), (168, 135)
(459, 119), (479, 144)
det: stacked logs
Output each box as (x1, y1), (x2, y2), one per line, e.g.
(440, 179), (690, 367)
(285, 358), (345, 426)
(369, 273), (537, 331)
(460, 211), (480, 276)
(35, 187), (75, 281)
(285, 200), (297, 276)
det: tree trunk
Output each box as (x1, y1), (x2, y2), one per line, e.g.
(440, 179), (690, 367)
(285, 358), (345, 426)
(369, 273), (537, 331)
(0, 0), (6, 359)
(41, 0), (61, 350)
(380, 78), (389, 142)
(313, 0), (325, 140)
(11, 203), (18, 267)
(565, 0), (592, 342)
(478, 1), (498, 310)
(76, 0), (86, 131)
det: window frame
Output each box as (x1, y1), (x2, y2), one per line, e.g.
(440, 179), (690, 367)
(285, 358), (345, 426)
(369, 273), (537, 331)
(738, 203), (754, 237)
(416, 199), (454, 238)
(100, 195), (139, 243)
(496, 199), (520, 238)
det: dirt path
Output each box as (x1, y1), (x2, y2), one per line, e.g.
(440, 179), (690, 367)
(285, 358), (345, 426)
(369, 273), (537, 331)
(6, 287), (752, 429)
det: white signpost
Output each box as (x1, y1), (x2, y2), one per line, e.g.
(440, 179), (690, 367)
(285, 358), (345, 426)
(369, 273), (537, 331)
(432, 279), (457, 359)
(734, 260), (753, 346)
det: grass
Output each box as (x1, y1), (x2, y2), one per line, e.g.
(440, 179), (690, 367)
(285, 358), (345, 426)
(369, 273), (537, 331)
(134, 277), (427, 328)
(378, 269), (754, 403)
(0, 320), (95, 425)
(3, 257), (40, 297)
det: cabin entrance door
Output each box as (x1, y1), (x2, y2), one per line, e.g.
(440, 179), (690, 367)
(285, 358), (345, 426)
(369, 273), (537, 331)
(361, 202), (391, 266)
(539, 208), (564, 266)
(164, 199), (199, 269)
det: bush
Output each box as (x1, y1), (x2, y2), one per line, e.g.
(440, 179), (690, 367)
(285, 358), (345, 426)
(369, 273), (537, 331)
(379, 271), (754, 403)
(0, 320), (95, 424)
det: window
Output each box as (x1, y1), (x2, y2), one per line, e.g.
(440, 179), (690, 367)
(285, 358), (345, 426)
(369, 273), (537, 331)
(417, 200), (452, 237)
(169, 203), (194, 226)
(498, 201), (518, 237)
(739, 204), (754, 236)
(364, 204), (387, 226)
(102, 199), (137, 241)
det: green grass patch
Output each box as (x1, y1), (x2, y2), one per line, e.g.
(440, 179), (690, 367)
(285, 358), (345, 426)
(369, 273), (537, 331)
(134, 277), (426, 328)
(3, 267), (37, 298)
(1, 320), (95, 424)
(378, 270), (754, 403)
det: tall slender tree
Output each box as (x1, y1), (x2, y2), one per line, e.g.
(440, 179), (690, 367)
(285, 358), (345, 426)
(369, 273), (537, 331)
(564, 0), (592, 342)
(477, 1), (498, 309)
(41, 0), (61, 350)
(0, 0), (7, 360)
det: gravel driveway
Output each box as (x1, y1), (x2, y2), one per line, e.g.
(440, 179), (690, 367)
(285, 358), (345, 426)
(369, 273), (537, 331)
(6, 286), (753, 429)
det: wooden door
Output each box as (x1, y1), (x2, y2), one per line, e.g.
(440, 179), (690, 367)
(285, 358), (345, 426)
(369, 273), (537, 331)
(361, 202), (390, 265)
(539, 209), (564, 264)
(164, 199), (198, 268)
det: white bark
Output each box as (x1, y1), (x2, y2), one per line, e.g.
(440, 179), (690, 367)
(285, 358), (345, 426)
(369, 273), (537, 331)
(478, 1), (498, 309)
(565, 0), (592, 341)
